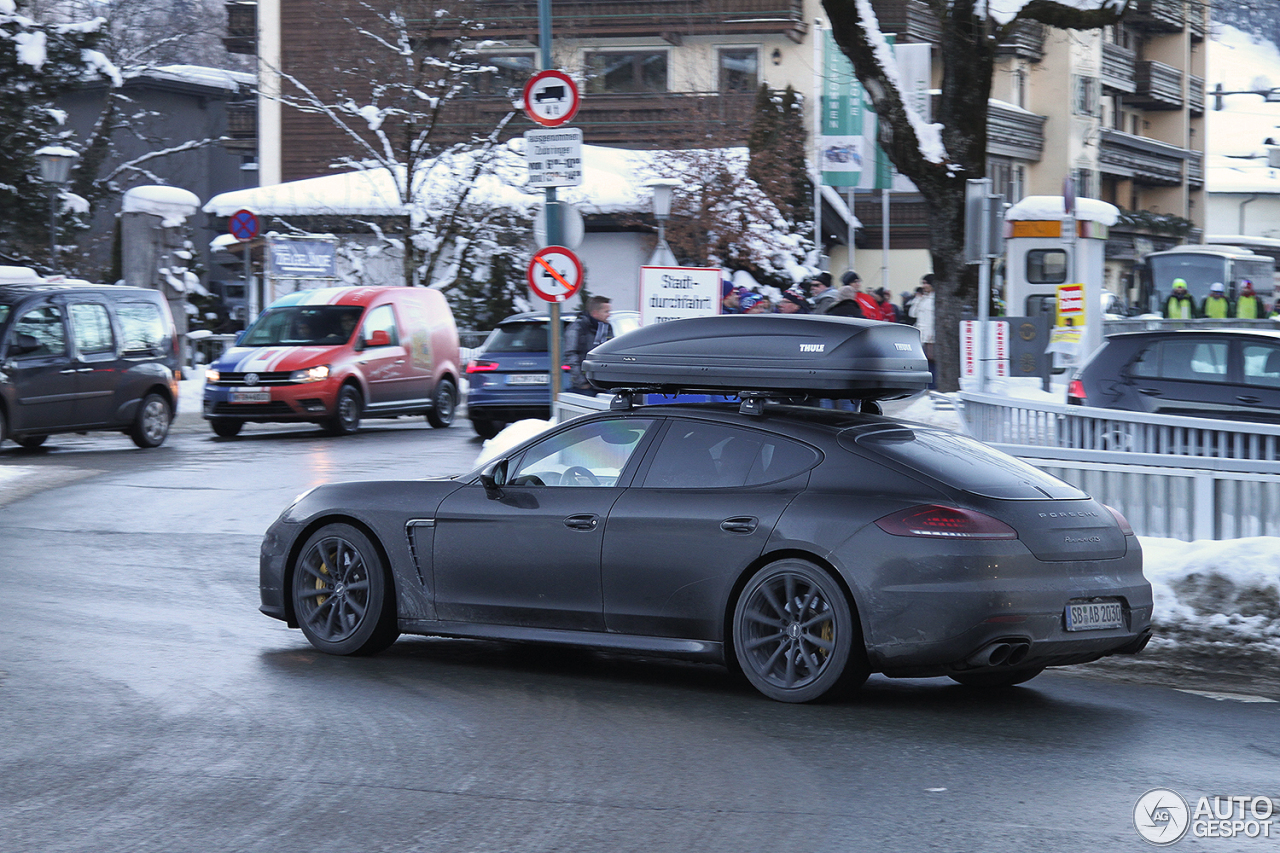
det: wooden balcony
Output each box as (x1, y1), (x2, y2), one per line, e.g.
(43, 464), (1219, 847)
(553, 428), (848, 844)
(1188, 74), (1204, 115)
(226, 100), (257, 139)
(1131, 60), (1183, 110)
(1126, 0), (1184, 33)
(865, 0), (941, 45)
(223, 1), (256, 56)
(1101, 42), (1136, 95)
(995, 20), (1045, 62)
(1186, 149), (1203, 186)
(987, 100), (1045, 162)
(1098, 128), (1191, 186)
(432, 0), (807, 44)
(437, 91), (759, 148)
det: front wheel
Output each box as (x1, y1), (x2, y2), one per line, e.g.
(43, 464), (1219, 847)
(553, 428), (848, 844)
(15, 434), (48, 449)
(949, 667), (1045, 688)
(130, 393), (171, 448)
(425, 378), (457, 428)
(732, 559), (868, 703)
(324, 385), (362, 435)
(210, 418), (243, 438)
(471, 418), (501, 439)
(291, 523), (399, 655)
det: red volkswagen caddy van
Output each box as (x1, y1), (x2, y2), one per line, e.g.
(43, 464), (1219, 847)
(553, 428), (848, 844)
(202, 286), (460, 437)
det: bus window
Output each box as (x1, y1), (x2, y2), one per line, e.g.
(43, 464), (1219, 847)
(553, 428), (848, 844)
(1026, 250), (1067, 284)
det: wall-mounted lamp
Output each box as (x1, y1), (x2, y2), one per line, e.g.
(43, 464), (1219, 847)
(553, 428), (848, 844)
(771, 48), (782, 66)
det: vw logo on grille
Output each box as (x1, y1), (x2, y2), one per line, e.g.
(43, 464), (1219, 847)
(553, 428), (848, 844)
(244, 373), (260, 386)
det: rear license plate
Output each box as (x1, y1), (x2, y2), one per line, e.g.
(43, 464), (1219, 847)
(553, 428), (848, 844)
(508, 374), (549, 386)
(1065, 599), (1125, 631)
(231, 389), (271, 403)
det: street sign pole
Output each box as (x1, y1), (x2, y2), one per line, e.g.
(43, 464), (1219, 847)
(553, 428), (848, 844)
(539, 0), (562, 407)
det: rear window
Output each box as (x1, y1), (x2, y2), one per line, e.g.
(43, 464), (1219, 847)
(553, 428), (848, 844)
(117, 302), (166, 354)
(485, 322), (548, 353)
(853, 427), (1086, 500)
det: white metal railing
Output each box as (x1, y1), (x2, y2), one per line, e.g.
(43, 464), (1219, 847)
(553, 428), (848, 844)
(956, 392), (1280, 540)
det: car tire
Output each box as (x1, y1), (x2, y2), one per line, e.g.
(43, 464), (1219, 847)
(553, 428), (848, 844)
(291, 523), (399, 656)
(15, 434), (48, 449)
(210, 418), (243, 438)
(130, 393), (171, 448)
(426, 378), (457, 429)
(732, 559), (868, 703)
(471, 417), (501, 439)
(324, 385), (362, 435)
(948, 666), (1045, 688)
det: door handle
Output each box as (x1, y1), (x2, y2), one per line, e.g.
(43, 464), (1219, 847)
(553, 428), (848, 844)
(77, 367), (94, 373)
(720, 516), (759, 534)
(60, 368), (77, 374)
(563, 514), (599, 531)
(1137, 388), (1162, 396)
(1238, 395), (1261, 405)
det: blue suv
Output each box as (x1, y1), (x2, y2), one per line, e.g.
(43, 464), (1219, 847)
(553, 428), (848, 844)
(464, 310), (639, 437)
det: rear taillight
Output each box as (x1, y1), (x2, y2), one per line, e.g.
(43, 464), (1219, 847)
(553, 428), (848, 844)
(561, 364), (571, 371)
(466, 359), (498, 373)
(1104, 504), (1135, 536)
(1067, 379), (1087, 404)
(874, 505), (1018, 540)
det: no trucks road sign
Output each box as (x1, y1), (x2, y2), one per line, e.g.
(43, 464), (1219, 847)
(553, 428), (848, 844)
(527, 246), (583, 303)
(523, 70), (580, 127)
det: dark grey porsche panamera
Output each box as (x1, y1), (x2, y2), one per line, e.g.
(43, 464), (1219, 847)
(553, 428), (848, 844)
(259, 316), (1153, 703)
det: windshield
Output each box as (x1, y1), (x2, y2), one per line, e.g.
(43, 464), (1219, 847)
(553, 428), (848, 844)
(1148, 254), (1230, 307)
(240, 306), (364, 347)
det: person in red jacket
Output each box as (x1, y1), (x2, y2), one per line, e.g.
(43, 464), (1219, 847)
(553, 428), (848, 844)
(871, 287), (899, 322)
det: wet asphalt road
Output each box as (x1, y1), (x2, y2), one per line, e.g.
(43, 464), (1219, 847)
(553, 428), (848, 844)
(2, 414), (1278, 852)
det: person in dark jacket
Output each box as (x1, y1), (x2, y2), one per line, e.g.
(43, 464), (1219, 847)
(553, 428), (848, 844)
(776, 288), (810, 314)
(564, 295), (613, 394)
(825, 285), (864, 317)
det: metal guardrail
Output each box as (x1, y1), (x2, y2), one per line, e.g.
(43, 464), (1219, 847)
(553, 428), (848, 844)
(956, 391), (1280, 540)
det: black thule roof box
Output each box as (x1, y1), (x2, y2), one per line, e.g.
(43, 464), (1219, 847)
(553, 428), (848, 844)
(583, 314), (929, 401)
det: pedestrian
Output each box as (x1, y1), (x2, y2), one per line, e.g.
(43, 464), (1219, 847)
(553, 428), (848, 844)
(909, 273), (936, 387)
(825, 285), (864, 317)
(872, 287), (899, 322)
(1164, 279), (1196, 319)
(739, 292), (770, 313)
(721, 281), (743, 314)
(1236, 280), (1265, 320)
(564, 294), (614, 395)
(809, 272), (837, 313)
(776, 288), (810, 314)
(1202, 282), (1232, 319)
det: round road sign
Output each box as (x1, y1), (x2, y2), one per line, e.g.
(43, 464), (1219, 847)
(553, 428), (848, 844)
(229, 209), (259, 242)
(523, 70), (580, 127)
(527, 245), (583, 303)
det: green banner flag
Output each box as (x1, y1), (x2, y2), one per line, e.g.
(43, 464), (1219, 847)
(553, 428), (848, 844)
(821, 29), (863, 188)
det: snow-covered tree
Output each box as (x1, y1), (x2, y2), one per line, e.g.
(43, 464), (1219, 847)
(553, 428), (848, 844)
(271, 0), (524, 292)
(0, 0), (114, 268)
(823, 0), (1129, 390)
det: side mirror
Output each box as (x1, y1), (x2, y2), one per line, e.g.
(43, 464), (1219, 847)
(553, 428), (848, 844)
(365, 329), (391, 348)
(8, 332), (40, 357)
(479, 458), (508, 498)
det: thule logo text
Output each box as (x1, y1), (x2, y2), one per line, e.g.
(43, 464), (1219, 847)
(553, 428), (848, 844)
(799, 344), (825, 353)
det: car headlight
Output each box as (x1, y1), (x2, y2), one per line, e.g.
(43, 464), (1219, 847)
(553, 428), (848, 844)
(205, 368), (220, 383)
(289, 364), (331, 383)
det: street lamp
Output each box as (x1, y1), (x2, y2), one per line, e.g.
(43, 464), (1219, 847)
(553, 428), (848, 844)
(644, 178), (680, 266)
(34, 146), (79, 274)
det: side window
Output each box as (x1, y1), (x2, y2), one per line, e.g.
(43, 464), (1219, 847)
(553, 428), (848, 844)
(1161, 339), (1228, 383)
(68, 303), (116, 356)
(1026, 250), (1067, 284)
(508, 419), (654, 487)
(116, 302), (165, 354)
(642, 421), (818, 489)
(1129, 343), (1159, 378)
(361, 304), (399, 347)
(1242, 343), (1280, 388)
(11, 304), (68, 358)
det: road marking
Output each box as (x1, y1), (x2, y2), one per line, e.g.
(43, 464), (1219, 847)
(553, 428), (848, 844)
(1176, 689), (1277, 704)
(0, 464), (100, 508)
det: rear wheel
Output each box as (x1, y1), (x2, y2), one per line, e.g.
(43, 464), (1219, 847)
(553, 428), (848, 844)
(471, 417), (501, 439)
(15, 434), (48, 449)
(210, 418), (243, 438)
(426, 378), (457, 428)
(291, 523), (398, 655)
(130, 393), (171, 448)
(324, 385), (362, 435)
(732, 559), (868, 703)
(949, 667), (1045, 688)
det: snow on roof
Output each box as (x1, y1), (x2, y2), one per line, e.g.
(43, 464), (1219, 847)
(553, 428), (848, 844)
(133, 65), (255, 92)
(986, 0), (1124, 25)
(1005, 195), (1120, 225)
(123, 185), (201, 227)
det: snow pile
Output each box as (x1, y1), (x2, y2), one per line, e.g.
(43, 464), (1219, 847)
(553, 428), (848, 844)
(123, 185), (200, 227)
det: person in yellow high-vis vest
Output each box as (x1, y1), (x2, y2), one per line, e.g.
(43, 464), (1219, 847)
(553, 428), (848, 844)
(1236, 280), (1265, 319)
(1164, 279), (1196, 318)
(1201, 282), (1232, 319)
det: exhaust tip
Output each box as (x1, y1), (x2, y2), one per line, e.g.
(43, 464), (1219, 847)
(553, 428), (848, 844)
(966, 642), (1012, 668)
(1006, 642), (1031, 666)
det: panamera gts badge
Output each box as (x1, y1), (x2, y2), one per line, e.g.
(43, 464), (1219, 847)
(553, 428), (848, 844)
(799, 344), (825, 353)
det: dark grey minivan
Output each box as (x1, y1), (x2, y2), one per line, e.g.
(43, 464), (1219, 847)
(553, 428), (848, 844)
(0, 273), (180, 449)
